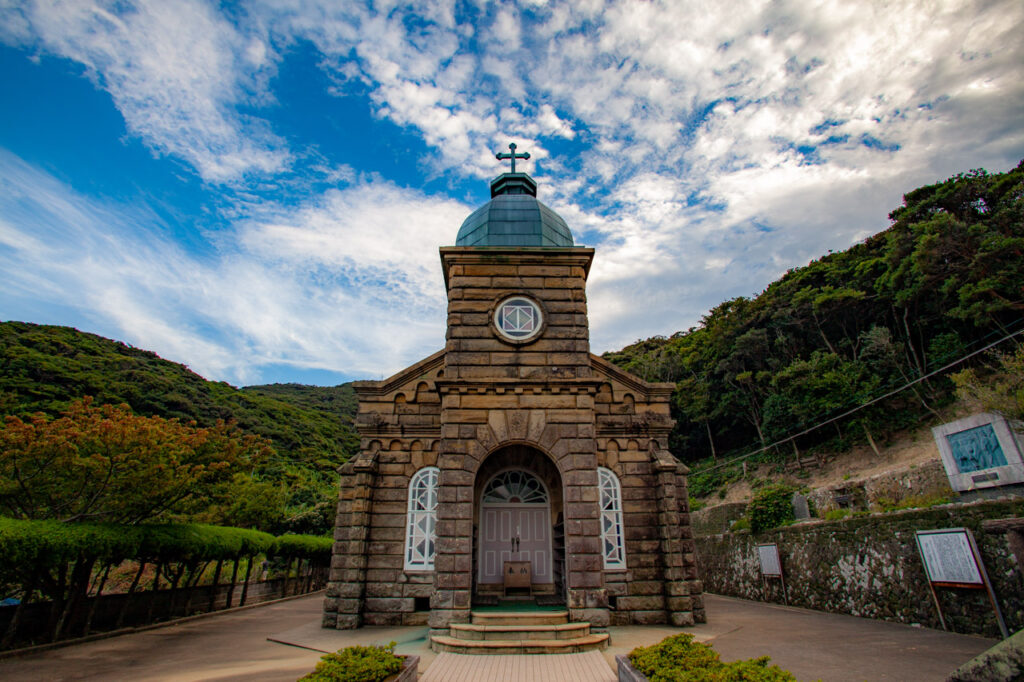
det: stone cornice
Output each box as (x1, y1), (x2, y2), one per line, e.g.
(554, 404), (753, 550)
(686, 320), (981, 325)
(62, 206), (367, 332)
(356, 426), (442, 438)
(435, 377), (603, 395)
(439, 246), (595, 289)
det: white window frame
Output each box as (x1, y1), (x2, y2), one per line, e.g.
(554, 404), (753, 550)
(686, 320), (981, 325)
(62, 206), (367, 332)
(598, 467), (627, 570)
(404, 466), (439, 571)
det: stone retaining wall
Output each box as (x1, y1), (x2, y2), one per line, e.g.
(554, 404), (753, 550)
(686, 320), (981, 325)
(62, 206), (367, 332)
(807, 459), (953, 513)
(691, 502), (747, 537)
(695, 499), (1024, 638)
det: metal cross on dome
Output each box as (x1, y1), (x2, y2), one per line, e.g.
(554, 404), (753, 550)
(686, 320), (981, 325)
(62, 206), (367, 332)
(496, 142), (530, 174)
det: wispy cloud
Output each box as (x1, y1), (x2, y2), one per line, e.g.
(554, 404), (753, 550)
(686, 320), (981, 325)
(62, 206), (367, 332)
(1, 0), (1022, 380)
(1, 0), (289, 183)
(0, 150), (467, 382)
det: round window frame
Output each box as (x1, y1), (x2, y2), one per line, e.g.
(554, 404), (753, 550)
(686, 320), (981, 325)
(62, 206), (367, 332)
(490, 294), (547, 345)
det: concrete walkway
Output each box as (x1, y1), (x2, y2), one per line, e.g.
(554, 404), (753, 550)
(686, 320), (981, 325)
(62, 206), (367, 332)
(0, 593), (996, 681)
(421, 651), (614, 682)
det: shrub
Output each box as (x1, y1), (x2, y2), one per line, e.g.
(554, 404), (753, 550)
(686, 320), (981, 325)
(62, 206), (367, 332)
(746, 484), (797, 534)
(299, 642), (403, 682)
(873, 493), (951, 513)
(823, 509), (851, 521)
(271, 533), (333, 560)
(628, 633), (795, 681)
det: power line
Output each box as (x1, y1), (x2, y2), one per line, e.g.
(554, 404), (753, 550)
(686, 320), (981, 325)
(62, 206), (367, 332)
(695, 326), (1024, 474)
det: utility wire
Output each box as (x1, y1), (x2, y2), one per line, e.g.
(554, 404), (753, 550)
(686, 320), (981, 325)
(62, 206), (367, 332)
(695, 326), (1024, 474)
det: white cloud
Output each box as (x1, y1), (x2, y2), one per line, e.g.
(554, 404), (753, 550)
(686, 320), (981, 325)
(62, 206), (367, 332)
(2, 0), (1023, 378)
(1, 0), (289, 183)
(0, 150), (467, 383)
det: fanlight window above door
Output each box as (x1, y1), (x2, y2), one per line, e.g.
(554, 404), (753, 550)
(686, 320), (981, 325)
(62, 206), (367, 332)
(482, 470), (548, 504)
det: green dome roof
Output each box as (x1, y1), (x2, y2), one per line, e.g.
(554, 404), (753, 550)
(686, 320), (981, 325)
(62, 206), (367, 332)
(455, 172), (574, 248)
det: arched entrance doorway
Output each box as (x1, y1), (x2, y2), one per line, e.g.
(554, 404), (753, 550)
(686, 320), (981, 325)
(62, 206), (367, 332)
(479, 470), (552, 586)
(473, 445), (564, 600)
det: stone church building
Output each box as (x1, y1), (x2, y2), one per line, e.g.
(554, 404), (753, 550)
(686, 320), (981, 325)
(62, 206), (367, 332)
(323, 148), (704, 640)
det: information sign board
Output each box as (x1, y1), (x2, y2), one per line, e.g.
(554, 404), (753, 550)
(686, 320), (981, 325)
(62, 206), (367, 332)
(757, 543), (782, 577)
(915, 529), (983, 586)
(914, 527), (1008, 638)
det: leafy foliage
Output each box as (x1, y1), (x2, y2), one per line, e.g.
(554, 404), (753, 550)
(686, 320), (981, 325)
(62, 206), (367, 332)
(605, 161), (1024, 470)
(272, 533), (334, 560)
(952, 345), (1024, 422)
(0, 398), (274, 525)
(747, 484), (797, 534)
(0, 322), (360, 532)
(0, 517), (327, 647)
(628, 633), (796, 681)
(0, 518), (278, 568)
(299, 642), (403, 682)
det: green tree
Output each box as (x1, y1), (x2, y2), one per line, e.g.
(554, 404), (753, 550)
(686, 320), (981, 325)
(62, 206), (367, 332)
(952, 345), (1024, 421)
(0, 398), (273, 525)
(603, 160), (1023, 467)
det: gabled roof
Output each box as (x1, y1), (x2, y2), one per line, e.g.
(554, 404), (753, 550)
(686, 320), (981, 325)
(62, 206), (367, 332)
(589, 353), (675, 398)
(352, 349), (445, 397)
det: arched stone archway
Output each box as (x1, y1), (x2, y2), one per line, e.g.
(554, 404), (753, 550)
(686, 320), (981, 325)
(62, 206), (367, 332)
(471, 444), (565, 600)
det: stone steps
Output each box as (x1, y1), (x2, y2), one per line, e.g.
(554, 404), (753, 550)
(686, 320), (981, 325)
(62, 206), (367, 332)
(430, 633), (609, 655)
(429, 610), (609, 655)
(470, 610), (569, 626)
(450, 621), (592, 640)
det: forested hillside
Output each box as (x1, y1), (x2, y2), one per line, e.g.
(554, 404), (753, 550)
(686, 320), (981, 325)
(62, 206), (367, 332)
(605, 162), (1024, 476)
(0, 322), (359, 533)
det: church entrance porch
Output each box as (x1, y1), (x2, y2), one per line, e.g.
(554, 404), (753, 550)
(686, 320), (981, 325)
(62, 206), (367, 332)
(472, 447), (565, 603)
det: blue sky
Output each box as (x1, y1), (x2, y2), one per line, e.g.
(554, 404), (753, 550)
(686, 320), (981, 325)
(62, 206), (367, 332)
(1, 1), (1022, 387)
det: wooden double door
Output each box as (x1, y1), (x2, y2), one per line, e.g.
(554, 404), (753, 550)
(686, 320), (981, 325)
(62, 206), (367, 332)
(478, 504), (552, 585)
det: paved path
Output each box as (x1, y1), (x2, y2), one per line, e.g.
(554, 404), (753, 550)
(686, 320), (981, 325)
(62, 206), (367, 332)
(0, 593), (997, 681)
(0, 596), (328, 682)
(420, 651), (613, 682)
(663, 595), (996, 682)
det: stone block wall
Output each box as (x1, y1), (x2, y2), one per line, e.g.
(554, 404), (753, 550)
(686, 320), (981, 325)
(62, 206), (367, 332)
(695, 499), (1024, 637)
(691, 502), (748, 537)
(431, 381), (605, 630)
(323, 352), (444, 629)
(440, 247), (594, 382)
(807, 459), (954, 514)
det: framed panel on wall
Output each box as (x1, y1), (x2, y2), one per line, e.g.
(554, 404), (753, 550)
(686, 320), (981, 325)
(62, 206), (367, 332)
(931, 412), (1024, 492)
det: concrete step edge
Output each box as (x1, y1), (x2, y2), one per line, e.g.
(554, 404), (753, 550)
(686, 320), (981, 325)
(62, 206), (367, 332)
(450, 622), (589, 632)
(430, 633), (608, 648)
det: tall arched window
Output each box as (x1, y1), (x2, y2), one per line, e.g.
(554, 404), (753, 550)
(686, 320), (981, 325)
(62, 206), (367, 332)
(404, 467), (439, 571)
(598, 467), (626, 570)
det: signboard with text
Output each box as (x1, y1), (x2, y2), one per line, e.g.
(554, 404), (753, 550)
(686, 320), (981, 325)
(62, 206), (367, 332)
(757, 543), (783, 577)
(914, 527), (1008, 638)
(915, 528), (983, 587)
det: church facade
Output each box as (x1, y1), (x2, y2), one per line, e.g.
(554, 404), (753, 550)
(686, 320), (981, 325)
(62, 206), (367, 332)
(323, 152), (704, 636)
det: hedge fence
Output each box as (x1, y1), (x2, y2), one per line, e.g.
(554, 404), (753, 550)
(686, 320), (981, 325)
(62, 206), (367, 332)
(0, 518), (333, 650)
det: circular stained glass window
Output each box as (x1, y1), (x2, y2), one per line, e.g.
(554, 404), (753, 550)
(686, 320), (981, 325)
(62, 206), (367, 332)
(494, 296), (543, 343)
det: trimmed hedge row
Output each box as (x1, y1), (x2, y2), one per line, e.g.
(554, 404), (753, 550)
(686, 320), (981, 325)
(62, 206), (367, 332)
(0, 517), (330, 570)
(272, 532), (333, 559)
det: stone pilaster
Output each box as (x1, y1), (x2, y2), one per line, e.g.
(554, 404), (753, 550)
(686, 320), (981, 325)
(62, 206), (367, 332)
(323, 451), (377, 629)
(563, 464), (609, 627)
(652, 447), (694, 626)
(429, 452), (474, 632)
(676, 467), (706, 623)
